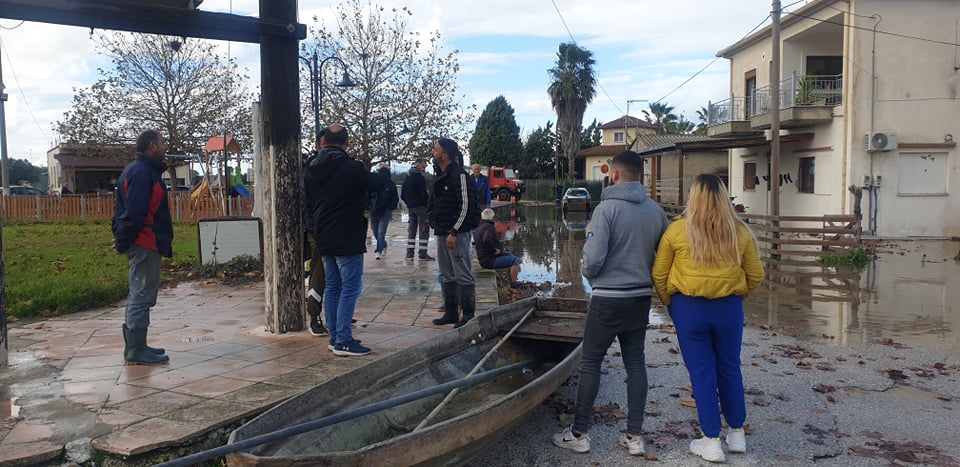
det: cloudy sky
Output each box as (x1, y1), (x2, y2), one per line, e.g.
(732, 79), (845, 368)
(0, 0), (806, 166)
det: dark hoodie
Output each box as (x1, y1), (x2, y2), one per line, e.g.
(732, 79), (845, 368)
(302, 146), (383, 256)
(401, 166), (428, 209)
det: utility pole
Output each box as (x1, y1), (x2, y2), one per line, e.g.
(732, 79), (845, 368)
(770, 0), (782, 256)
(0, 51), (10, 195)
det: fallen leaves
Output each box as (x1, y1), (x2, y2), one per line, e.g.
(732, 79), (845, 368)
(872, 337), (910, 349)
(849, 439), (959, 465)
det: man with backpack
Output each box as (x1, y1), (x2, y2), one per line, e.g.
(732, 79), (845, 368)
(369, 163), (399, 260)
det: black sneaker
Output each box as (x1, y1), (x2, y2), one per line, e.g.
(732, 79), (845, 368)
(309, 320), (328, 337)
(332, 340), (371, 356)
(419, 252), (435, 261)
(328, 339), (361, 352)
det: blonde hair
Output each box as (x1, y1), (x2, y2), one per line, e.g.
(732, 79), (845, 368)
(683, 174), (752, 266)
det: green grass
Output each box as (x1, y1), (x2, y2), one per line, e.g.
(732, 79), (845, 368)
(819, 247), (870, 270)
(3, 220), (200, 317)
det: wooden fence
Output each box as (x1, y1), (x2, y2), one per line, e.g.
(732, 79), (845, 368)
(0, 193), (255, 223)
(655, 203), (861, 261)
(741, 213), (860, 261)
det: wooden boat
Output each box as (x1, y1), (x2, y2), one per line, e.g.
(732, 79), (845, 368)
(226, 296), (587, 467)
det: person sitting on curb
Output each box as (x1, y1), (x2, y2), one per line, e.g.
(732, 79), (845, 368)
(473, 208), (522, 288)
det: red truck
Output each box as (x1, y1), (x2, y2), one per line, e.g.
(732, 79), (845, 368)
(486, 166), (526, 202)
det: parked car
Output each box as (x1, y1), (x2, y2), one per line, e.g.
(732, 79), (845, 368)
(561, 187), (591, 212)
(0, 186), (47, 196)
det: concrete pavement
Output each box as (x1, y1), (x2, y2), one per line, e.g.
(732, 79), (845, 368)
(0, 219), (498, 465)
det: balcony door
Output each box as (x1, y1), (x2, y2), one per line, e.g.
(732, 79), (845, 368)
(744, 70), (757, 119)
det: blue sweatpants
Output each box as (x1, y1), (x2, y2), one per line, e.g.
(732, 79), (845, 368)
(670, 294), (746, 438)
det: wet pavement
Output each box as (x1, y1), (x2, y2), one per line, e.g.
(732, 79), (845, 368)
(3, 202), (959, 465)
(0, 217), (499, 465)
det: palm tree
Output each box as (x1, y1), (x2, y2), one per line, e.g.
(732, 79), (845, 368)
(694, 106), (709, 135)
(548, 43), (596, 181)
(642, 102), (678, 135)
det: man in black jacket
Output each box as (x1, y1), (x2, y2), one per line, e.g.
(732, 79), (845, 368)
(401, 159), (433, 261)
(428, 138), (481, 328)
(303, 124), (383, 356)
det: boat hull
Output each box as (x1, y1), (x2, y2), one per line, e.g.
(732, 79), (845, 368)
(226, 297), (586, 466)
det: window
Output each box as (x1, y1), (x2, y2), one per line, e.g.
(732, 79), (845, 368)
(798, 157), (815, 193)
(613, 131), (624, 143)
(743, 162), (757, 191)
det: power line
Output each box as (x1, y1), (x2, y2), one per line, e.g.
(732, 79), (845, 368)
(786, 10), (960, 48)
(550, 0), (623, 115)
(0, 33), (50, 143)
(653, 11), (774, 104)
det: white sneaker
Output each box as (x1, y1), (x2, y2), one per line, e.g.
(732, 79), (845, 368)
(725, 427), (746, 453)
(374, 251), (382, 260)
(618, 433), (645, 456)
(552, 427), (590, 453)
(690, 436), (725, 463)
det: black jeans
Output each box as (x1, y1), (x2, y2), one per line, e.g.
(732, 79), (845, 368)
(574, 295), (651, 435)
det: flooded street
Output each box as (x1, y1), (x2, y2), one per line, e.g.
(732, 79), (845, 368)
(495, 204), (960, 357)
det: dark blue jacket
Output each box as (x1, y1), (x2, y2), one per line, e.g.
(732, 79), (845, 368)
(471, 173), (491, 206)
(112, 153), (173, 257)
(368, 167), (398, 215)
(303, 146), (384, 256)
(401, 166), (428, 209)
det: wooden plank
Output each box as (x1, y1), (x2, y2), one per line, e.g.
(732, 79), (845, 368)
(757, 238), (858, 247)
(513, 317), (585, 343)
(535, 311), (587, 320)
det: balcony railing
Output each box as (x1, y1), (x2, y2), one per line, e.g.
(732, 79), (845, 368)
(707, 97), (749, 126)
(751, 73), (843, 116)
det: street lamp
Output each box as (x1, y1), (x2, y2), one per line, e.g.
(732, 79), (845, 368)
(370, 115), (411, 162)
(625, 98), (649, 149)
(299, 51), (358, 145)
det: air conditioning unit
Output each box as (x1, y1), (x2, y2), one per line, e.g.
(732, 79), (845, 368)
(866, 132), (898, 152)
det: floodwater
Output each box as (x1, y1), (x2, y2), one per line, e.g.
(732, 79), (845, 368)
(495, 204), (960, 357)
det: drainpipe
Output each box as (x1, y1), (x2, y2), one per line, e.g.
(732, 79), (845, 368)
(868, 14), (882, 235)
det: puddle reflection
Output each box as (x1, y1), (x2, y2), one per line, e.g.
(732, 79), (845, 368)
(494, 204), (960, 354)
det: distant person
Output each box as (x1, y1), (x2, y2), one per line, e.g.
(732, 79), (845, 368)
(652, 173), (764, 463)
(428, 138), (480, 328)
(473, 208), (521, 288)
(553, 150), (668, 457)
(111, 129), (172, 365)
(303, 124), (384, 356)
(471, 163), (491, 208)
(401, 159), (433, 261)
(368, 163), (399, 260)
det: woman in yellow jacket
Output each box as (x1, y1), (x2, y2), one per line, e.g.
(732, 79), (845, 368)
(652, 174), (764, 463)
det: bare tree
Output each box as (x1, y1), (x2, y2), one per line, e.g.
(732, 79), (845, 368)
(305, 0), (475, 168)
(55, 33), (255, 177)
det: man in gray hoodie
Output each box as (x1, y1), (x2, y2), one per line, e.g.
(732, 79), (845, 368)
(553, 150), (669, 456)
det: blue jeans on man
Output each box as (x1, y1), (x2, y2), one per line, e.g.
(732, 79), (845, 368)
(370, 210), (391, 254)
(322, 254), (364, 346)
(125, 245), (162, 330)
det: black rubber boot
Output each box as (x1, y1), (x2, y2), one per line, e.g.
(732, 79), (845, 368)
(405, 248), (415, 259)
(123, 324), (164, 355)
(454, 284), (476, 329)
(124, 327), (170, 365)
(433, 281), (460, 326)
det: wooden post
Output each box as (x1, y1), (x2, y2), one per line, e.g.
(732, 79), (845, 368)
(259, 0), (304, 333)
(654, 155), (662, 202)
(677, 149), (685, 206)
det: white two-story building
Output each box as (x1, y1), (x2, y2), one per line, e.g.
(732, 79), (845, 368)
(707, 0), (959, 237)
